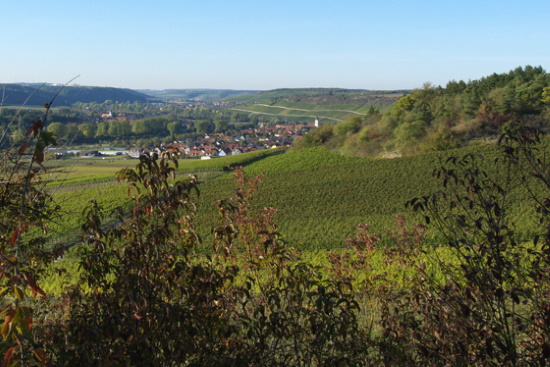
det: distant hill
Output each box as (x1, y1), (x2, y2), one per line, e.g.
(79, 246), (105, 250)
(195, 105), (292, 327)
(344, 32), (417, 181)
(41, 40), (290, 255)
(0, 84), (151, 106)
(223, 88), (405, 123)
(220, 88), (408, 106)
(138, 89), (261, 101)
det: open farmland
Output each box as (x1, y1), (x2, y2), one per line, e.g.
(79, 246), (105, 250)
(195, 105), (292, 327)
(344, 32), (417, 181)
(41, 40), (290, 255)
(231, 102), (392, 123)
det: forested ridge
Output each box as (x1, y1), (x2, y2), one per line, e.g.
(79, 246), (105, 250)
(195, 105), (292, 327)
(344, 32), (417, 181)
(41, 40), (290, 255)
(0, 84), (151, 106)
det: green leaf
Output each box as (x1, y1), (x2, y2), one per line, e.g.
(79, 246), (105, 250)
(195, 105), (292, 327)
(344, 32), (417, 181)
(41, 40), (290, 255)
(13, 287), (25, 301)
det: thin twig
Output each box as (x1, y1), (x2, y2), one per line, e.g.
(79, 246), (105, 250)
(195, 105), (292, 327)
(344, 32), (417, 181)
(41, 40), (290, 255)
(16, 76), (80, 246)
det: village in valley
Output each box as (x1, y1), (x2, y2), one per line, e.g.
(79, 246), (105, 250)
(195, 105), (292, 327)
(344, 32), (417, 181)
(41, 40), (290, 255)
(47, 108), (320, 159)
(140, 118), (319, 159)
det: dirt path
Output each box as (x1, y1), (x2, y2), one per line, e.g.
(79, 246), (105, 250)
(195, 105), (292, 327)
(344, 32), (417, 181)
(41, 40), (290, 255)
(254, 104), (366, 115)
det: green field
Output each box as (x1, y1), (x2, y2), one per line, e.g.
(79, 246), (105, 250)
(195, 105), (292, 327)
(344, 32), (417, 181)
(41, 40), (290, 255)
(191, 145), (541, 250)
(44, 143), (544, 251)
(44, 156), (136, 184)
(42, 150), (287, 245)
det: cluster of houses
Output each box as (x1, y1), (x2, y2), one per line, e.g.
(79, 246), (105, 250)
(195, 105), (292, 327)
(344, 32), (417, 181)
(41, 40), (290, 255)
(100, 111), (140, 121)
(129, 122), (318, 159)
(129, 142), (260, 159)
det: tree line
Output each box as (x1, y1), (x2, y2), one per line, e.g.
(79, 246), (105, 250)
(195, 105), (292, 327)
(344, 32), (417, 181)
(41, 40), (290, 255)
(0, 101), (269, 147)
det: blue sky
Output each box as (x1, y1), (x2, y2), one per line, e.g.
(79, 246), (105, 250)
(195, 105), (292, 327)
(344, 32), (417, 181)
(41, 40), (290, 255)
(2, 0), (549, 90)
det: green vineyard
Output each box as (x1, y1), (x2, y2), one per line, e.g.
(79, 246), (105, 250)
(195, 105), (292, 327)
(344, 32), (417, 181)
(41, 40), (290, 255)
(45, 143), (544, 252)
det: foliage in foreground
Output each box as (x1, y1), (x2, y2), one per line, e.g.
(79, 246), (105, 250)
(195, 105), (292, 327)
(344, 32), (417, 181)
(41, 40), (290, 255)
(34, 157), (365, 366)
(4, 113), (550, 365)
(0, 101), (66, 366)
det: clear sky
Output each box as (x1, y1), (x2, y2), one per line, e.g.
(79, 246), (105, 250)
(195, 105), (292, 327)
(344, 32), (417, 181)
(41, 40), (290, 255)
(2, 0), (549, 91)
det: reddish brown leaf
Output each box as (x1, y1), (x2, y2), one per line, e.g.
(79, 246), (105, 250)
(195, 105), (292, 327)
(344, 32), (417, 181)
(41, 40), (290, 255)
(10, 228), (20, 245)
(23, 272), (46, 298)
(33, 149), (44, 165)
(33, 349), (52, 367)
(18, 142), (31, 155)
(3, 346), (16, 366)
(26, 119), (43, 138)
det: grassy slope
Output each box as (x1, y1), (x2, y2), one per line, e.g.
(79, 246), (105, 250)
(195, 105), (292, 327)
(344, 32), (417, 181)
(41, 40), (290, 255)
(274, 100), (390, 113)
(46, 144), (543, 251)
(192, 145), (542, 250)
(193, 148), (438, 249)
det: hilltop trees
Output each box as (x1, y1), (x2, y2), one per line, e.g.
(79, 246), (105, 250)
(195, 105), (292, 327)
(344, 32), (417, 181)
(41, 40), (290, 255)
(298, 66), (550, 157)
(46, 122), (67, 139)
(294, 123), (335, 149)
(167, 121), (180, 138)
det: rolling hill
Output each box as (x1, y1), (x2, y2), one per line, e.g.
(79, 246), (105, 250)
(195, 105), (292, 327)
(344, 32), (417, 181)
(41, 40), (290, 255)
(220, 87), (406, 105)
(0, 83), (152, 106)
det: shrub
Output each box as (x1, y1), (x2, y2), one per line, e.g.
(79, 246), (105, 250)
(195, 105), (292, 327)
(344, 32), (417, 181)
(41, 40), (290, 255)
(333, 116), (362, 137)
(0, 99), (66, 366)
